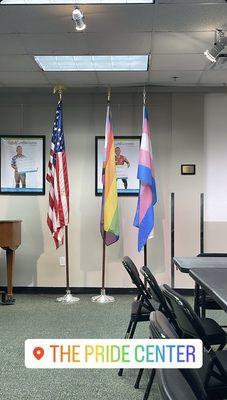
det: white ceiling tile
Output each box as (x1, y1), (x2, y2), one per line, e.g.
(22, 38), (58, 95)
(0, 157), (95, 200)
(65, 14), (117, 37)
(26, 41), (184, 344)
(96, 71), (149, 85)
(84, 6), (155, 32)
(45, 71), (98, 85)
(20, 32), (151, 55)
(152, 32), (214, 54)
(154, 4), (227, 32)
(149, 70), (201, 85)
(199, 70), (227, 85)
(0, 34), (26, 54)
(0, 5), (75, 34)
(0, 71), (49, 86)
(151, 54), (207, 71)
(0, 5), (155, 34)
(86, 32), (151, 54)
(20, 33), (89, 54)
(0, 55), (39, 71)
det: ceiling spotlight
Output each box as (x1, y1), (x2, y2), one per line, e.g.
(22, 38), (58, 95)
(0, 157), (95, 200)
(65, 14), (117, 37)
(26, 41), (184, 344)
(204, 29), (226, 63)
(72, 7), (86, 31)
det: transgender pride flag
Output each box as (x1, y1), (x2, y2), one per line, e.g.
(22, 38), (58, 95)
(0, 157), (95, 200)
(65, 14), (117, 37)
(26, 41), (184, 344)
(134, 106), (157, 252)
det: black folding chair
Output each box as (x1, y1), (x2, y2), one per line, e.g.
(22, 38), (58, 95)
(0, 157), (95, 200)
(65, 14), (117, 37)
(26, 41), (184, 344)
(118, 256), (157, 377)
(162, 286), (227, 399)
(134, 266), (181, 390)
(150, 311), (208, 400)
(162, 285), (226, 350)
(196, 253), (227, 318)
(140, 266), (179, 328)
(157, 369), (202, 400)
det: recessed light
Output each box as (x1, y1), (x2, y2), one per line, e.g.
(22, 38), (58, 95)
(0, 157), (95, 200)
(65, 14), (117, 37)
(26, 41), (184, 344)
(34, 55), (149, 71)
(1, 1), (155, 4)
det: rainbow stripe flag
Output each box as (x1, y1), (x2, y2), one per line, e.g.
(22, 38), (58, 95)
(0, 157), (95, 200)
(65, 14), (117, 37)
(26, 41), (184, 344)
(134, 105), (157, 252)
(100, 104), (119, 245)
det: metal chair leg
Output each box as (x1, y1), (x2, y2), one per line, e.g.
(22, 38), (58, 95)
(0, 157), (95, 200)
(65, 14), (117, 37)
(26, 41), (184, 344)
(201, 289), (206, 318)
(194, 283), (200, 316)
(124, 320), (133, 339)
(134, 368), (144, 388)
(143, 369), (155, 400)
(118, 321), (137, 377)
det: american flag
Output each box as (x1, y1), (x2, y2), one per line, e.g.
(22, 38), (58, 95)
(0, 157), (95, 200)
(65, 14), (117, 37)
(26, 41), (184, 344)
(47, 100), (69, 248)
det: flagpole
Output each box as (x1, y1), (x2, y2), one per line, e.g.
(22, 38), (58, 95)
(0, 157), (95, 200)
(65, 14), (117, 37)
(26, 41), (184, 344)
(143, 86), (148, 270)
(53, 85), (80, 304)
(92, 88), (115, 304)
(101, 232), (106, 290)
(144, 243), (147, 266)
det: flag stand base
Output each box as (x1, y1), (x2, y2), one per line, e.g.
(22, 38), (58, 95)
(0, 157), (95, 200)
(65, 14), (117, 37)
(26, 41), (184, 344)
(91, 289), (115, 304)
(56, 289), (80, 304)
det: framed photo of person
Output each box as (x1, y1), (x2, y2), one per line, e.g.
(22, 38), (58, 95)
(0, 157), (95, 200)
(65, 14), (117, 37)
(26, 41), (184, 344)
(0, 135), (45, 195)
(95, 136), (140, 196)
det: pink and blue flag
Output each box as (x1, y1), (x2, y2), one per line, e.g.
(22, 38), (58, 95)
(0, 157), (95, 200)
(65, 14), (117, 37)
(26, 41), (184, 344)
(134, 106), (157, 252)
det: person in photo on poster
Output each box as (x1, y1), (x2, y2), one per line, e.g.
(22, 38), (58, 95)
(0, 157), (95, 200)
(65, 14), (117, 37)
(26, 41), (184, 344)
(11, 145), (27, 188)
(115, 146), (130, 189)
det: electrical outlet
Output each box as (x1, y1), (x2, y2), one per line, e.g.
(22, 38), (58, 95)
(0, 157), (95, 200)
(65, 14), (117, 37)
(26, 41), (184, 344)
(59, 257), (66, 266)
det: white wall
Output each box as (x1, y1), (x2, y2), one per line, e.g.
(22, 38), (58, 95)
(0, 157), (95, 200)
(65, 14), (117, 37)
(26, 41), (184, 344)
(204, 94), (227, 252)
(0, 90), (204, 288)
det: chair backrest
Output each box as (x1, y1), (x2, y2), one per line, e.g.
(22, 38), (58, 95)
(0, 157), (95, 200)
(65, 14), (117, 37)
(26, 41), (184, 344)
(122, 256), (154, 310)
(157, 369), (204, 400)
(140, 266), (175, 320)
(140, 266), (165, 304)
(150, 311), (207, 400)
(149, 309), (179, 339)
(162, 285), (211, 349)
(197, 253), (227, 257)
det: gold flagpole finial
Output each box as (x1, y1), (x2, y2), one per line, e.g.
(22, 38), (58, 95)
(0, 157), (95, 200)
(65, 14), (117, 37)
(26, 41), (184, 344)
(53, 85), (66, 101)
(107, 87), (111, 103)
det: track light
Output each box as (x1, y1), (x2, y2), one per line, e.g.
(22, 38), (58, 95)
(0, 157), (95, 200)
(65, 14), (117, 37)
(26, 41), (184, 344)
(72, 7), (86, 31)
(204, 30), (226, 63)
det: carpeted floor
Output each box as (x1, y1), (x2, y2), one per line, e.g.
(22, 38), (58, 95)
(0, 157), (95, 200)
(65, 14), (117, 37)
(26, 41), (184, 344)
(0, 294), (161, 400)
(0, 294), (227, 400)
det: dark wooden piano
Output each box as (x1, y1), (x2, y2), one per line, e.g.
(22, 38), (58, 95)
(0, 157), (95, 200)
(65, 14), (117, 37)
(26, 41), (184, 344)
(0, 220), (21, 304)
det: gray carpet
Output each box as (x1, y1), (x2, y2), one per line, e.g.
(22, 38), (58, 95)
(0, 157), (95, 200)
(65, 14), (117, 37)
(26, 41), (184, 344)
(1, 294), (227, 400)
(0, 294), (161, 400)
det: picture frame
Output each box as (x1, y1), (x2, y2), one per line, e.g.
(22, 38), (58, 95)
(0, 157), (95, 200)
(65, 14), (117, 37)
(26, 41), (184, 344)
(181, 164), (196, 176)
(0, 135), (46, 195)
(95, 136), (140, 197)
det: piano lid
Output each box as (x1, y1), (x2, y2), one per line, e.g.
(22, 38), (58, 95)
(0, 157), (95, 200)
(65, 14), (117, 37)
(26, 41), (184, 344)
(0, 220), (22, 223)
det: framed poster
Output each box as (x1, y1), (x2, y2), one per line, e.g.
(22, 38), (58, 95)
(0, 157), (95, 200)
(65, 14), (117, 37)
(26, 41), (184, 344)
(95, 136), (140, 196)
(0, 135), (45, 195)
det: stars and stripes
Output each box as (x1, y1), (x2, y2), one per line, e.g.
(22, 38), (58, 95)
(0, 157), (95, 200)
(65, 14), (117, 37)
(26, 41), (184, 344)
(47, 100), (69, 248)
(134, 105), (157, 252)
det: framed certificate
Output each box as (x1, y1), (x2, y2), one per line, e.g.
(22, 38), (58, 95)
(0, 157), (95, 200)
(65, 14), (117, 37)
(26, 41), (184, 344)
(0, 135), (45, 195)
(95, 136), (140, 196)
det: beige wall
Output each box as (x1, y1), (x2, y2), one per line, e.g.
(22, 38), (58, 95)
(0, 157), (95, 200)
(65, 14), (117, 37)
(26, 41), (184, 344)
(0, 91), (205, 288)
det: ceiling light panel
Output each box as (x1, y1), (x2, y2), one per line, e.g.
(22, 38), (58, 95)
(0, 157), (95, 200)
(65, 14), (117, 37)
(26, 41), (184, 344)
(2, 1), (155, 4)
(34, 55), (149, 71)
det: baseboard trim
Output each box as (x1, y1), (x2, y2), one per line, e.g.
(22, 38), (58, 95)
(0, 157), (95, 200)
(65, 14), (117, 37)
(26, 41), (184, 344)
(0, 286), (138, 295)
(0, 286), (194, 296)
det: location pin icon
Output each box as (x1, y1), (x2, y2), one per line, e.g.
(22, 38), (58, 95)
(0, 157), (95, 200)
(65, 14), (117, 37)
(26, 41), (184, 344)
(33, 347), (44, 361)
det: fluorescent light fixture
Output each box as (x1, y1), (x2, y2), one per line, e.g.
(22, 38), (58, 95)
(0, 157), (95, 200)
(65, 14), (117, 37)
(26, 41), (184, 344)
(204, 50), (217, 63)
(34, 55), (149, 71)
(2, 1), (155, 4)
